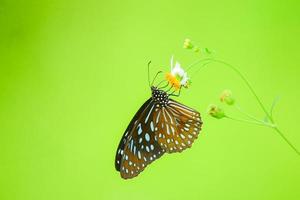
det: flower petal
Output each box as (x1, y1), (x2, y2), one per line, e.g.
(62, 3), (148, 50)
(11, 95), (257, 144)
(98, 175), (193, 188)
(170, 56), (174, 70)
(180, 72), (189, 85)
(171, 62), (184, 76)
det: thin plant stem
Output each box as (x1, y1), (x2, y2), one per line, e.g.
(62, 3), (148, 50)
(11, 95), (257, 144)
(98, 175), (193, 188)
(235, 104), (263, 124)
(273, 127), (300, 156)
(188, 58), (273, 122)
(186, 58), (211, 72)
(225, 116), (272, 127)
(270, 96), (280, 120)
(188, 57), (299, 155)
(211, 59), (274, 123)
(189, 61), (212, 79)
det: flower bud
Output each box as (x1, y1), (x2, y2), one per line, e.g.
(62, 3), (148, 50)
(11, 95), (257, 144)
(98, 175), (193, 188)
(183, 38), (193, 49)
(193, 47), (200, 52)
(183, 79), (192, 88)
(207, 104), (225, 119)
(204, 47), (212, 55)
(220, 89), (235, 105)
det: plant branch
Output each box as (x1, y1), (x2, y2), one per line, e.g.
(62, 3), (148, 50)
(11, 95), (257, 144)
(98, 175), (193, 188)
(188, 57), (299, 155)
(234, 104), (263, 124)
(273, 127), (300, 156)
(210, 59), (274, 123)
(225, 116), (269, 127)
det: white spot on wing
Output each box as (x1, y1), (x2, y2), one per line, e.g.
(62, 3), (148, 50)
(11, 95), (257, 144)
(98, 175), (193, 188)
(146, 146), (150, 152)
(145, 133), (150, 142)
(137, 123), (142, 135)
(145, 105), (155, 123)
(171, 126), (175, 135)
(156, 111), (161, 123)
(150, 121), (154, 132)
(166, 124), (170, 135)
(150, 144), (154, 150)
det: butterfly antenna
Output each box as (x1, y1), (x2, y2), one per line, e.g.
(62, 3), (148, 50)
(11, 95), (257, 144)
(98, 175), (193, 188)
(158, 81), (169, 89)
(151, 71), (163, 86)
(147, 61), (152, 88)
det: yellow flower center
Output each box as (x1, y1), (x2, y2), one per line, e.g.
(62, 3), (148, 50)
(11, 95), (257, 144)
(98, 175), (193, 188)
(165, 73), (181, 90)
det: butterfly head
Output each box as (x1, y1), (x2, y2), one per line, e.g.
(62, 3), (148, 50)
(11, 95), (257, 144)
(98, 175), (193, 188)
(151, 86), (169, 107)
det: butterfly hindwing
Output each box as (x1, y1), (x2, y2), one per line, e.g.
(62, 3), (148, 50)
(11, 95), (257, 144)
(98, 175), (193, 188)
(153, 99), (202, 153)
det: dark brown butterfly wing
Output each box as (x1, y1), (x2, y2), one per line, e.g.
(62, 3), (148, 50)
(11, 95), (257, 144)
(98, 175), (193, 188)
(153, 99), (202, 153)
(115, 98), (165, 179)
(115, 98), (152, 171)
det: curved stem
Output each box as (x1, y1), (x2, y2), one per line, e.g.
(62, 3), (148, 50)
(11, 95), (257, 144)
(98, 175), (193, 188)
(189, 61), (212, 79)
(225, 116), (272, 127)
(186, 58), (210, 71)
(210, 59), (274, 123)
(208, 59), (300, 155)
(188, 58), (273, 122)
(235, 104), (263, 124)
(188, 57), (299, 155)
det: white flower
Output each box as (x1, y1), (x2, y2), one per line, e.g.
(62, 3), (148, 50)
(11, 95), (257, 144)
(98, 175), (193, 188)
(170, 56), (189, 86)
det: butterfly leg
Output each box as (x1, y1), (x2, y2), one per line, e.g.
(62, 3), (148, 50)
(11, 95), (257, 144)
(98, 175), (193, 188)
(165, 84), (175, 93)
(169, 86), (182, 97)
(151, 71), (163, 86)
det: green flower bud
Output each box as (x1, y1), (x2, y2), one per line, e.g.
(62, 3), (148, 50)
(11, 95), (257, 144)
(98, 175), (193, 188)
(220, 89), (235, 105)
(207, 104), (225, 119)
(183, 79), (192, 88)
(204, 47), (212, 55)
(183, 38), (193, 49)
(193, 47), (200, 52)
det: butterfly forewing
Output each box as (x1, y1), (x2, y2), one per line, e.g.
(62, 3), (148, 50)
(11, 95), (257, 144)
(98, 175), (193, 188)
(120, 133), (164, 179)
(153, 99), (202, 153)
(115, 98), (152, 171)
(115, 98), (165, 179)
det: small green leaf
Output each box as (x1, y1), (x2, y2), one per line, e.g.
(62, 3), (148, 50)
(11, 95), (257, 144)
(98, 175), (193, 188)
(270, 96), (280, 117)
(204, 47), (212, 54)
(263, 116), (269, 123)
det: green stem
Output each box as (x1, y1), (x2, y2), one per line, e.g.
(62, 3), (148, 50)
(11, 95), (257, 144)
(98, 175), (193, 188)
(235, 104), (263, 124)
(186, 58), (212, 72)
(273, 127), (300, 156)
(188, 57), (300, 155)
(210, 59), (274, 123)
(188, 58), (273, 122)
(189, 61), (212, 79)
(209, 59), (300, 155)
(225, 116), (274, 127)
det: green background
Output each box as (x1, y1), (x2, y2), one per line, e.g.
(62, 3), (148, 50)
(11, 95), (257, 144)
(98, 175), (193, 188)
(1, 0), (299, 199)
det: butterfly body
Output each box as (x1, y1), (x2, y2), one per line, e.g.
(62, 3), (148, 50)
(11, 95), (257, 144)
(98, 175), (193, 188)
(115, 86), (202, 179)
(151, 86), (169, 106)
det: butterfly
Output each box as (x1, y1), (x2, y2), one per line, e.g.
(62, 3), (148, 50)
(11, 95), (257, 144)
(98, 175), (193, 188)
(115, 64), (203, 179)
